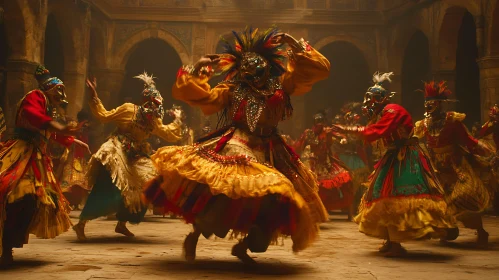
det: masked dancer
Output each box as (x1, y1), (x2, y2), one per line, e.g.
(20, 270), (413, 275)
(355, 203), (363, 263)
(414, 81), (492, 247)
(0, 65), (89, 265)
(337, 103), (370, 218)
(332, 72), (456, 257)
(57, 110), (92, 210)
(144, 27), (330, 264)
(72, 73), (183, 240)
(293, 112), (354, 217)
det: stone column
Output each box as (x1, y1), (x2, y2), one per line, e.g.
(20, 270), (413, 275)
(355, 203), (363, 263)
(3, 59), (38, 132)
(478, 56), (499, 122)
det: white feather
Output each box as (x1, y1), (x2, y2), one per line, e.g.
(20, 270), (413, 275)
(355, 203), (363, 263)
(372, 71), (394, 84)
(134, 71), (156, 87)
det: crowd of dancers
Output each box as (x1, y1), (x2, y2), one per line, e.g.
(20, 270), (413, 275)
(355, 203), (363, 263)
(0, 27), (497, 266)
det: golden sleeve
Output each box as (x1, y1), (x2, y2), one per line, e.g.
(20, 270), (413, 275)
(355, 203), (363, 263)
(172, 72), (231, 115)
(413, 120), (425, 139)
(282, 45), (331, 96)
(152, 118), (183, 143)
(88, 97), (134, 123)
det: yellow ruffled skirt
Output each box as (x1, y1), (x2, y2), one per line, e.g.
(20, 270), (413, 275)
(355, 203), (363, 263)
(144, 127), (328, 252)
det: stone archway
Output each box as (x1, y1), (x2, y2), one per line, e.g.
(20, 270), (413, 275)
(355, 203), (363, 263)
(115, 29), (190, 69)
(401, 30), (431, 121)
(437, 6), (481, 126)
(43, 13), (65, 80)
(305, 41), (370, 128)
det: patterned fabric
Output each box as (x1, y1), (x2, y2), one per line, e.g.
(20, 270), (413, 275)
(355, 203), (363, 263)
(145, 45), (330, 253)
(0, 90), (72, 253)
(353, 103), (456, 242)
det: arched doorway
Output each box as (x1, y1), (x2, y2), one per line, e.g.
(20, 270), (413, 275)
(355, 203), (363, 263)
(401, 30), (430, 121)
(305, 41), (370, 128)
(44, 14), (65, 81)
(119, 38), (187, 122)
(455, 11), (480, 127)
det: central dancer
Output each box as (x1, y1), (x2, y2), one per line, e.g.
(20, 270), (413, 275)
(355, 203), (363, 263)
(144, 27), (330, 263)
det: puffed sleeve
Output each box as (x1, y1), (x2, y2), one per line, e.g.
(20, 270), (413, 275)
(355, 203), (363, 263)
(282, 42), (331, 96)
(20, 90), (53, 129)
(172, 68), (232, 116)
(360, 108), (401, 143)
(88, 97), (134, 124)
(413, 120), (425, 139)
(151, 118), (183, 143)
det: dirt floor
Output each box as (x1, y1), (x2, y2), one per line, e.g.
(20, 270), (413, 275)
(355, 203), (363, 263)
(1, 212), (499, 280)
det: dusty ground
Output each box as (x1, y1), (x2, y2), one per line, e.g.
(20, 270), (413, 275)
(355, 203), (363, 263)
(1, 212), (499, 280)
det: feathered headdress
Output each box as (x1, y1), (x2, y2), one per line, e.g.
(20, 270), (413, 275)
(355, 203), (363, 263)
(134, 71), (162, 102)
(217, 27), (287, 80)
(367, 71), (395, 98)
(421, 80), (455, 101)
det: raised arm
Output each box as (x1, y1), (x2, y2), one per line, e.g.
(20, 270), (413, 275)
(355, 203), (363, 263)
(281, 36), (331, 96)
(151, 117), (183, 143)
(173, 56), (232, 116)
(88, 97), (133, 124)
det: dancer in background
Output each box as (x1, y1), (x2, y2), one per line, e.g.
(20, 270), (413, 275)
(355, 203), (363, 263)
(293, 112), (354, 218)
(480, 104), (499, 214)
(0, 65), (89, 265)
(414, 81), (492, 247)
(144, 27), (330, 263)
(58, 110), (92, 210)
(337, 102), (370, 218)
(72, 73), (183, 241)
(332, 72), (456, 257)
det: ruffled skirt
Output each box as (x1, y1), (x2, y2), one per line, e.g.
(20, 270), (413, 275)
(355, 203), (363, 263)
(0, 139), (72, 252)
(144, 127), (328, 252)
(354, 144), (456, 242)
(82, 137), (154, 221)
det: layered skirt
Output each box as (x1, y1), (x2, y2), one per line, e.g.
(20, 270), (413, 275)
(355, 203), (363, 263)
(0, 138), (71, 252)
(355, 140), (456, 242)
(80, 136), (154, 223)
(57, 147), (90, 208)
(431, 146), (492, 216)
(144, 127), (328, 252)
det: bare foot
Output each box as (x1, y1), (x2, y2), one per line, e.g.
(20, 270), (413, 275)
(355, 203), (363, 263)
(73, 222), (87, 241)
(183, 232), (199, 262)
(378, 241), (391, 253)
(231, 241), (257, 265)
(383, 243), (407, 258)
(115, 223), (135, 237)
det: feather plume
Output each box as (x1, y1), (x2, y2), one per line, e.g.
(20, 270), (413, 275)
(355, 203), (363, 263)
(134, 71), (156, 87)
(422, 80), (452, 100)
(372, 71), (394, 84)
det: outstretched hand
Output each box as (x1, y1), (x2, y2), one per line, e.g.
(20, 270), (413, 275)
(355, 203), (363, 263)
(74, 138), (91, 154)
(85, 77), (98, 99)
(271, 32), (299, 48)
(194, 54), (220, 73)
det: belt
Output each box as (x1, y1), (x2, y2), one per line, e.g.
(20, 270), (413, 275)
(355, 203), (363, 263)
(238, 124), (277, 137)
(387, 137), (419, 150)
